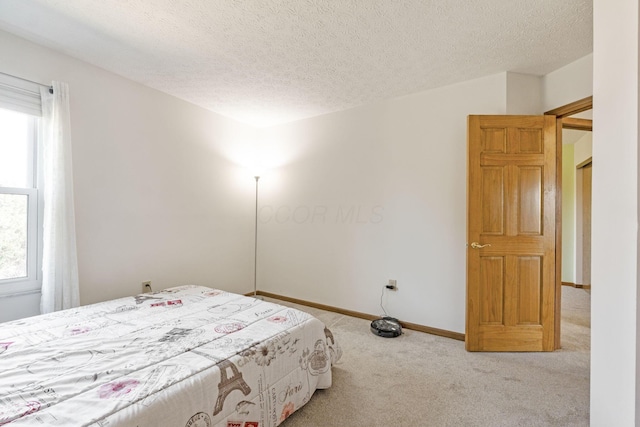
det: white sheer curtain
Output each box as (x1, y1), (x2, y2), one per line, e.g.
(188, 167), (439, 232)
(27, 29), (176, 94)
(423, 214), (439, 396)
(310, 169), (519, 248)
(39, 81), (80, 313)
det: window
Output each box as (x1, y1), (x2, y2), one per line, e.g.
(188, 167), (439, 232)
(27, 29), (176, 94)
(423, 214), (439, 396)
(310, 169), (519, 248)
(0, 108), (42, 296)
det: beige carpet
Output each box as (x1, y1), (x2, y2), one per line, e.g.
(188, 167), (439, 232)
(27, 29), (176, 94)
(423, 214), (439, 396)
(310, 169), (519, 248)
(269, 286), (590, 427)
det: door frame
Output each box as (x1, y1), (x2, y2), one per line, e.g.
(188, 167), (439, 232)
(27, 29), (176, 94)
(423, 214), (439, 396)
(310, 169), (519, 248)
(544, 96), (593, 349)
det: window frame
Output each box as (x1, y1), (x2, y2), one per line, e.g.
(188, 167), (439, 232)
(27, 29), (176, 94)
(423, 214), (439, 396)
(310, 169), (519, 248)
(0, 114), (42, 297)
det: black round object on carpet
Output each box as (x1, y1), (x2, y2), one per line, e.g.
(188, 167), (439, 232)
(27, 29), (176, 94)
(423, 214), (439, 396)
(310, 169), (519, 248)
(371, 316), (402, 338)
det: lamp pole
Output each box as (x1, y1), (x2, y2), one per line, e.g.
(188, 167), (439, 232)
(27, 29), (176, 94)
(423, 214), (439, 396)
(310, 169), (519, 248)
(253, 176), (260, 297)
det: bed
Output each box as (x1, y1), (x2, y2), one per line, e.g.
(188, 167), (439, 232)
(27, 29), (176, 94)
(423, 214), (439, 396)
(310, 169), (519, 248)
(0, 285), (341, 426)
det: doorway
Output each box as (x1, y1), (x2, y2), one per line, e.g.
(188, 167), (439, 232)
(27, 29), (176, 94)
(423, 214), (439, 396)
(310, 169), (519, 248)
(560, 127), (592, 352)
(560, 114), (592, 290)
(552, 101), (592, 356)
(545, 97), (592, 348)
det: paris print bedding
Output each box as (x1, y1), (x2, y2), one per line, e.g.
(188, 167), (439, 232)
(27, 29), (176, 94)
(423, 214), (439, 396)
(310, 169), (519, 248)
(0, 285), (341, 426)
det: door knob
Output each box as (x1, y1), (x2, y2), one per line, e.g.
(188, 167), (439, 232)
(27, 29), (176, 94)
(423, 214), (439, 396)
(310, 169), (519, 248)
(470, 242), (491, 249)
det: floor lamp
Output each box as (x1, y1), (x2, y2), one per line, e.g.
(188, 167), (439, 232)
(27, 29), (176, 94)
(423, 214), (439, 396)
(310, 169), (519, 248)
(253, 176), (260, 298)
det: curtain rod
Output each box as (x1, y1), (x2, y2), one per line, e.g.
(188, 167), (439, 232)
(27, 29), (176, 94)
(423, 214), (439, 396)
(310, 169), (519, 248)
(0, 71), (53, 93)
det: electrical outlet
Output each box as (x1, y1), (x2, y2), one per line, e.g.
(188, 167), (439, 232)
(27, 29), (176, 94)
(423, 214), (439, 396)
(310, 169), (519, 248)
(386, 279), (398, 291)
(142, 281), (152, 293)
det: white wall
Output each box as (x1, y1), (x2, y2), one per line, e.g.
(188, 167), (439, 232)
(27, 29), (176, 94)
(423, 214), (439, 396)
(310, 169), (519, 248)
(0, 30), (257, 319)
(0, 292), (40, 322)
(542, 53), (593, 112)
(254, 73), (508, 333)
(591, 1), (639, 425)
(506, 72), (543, 114)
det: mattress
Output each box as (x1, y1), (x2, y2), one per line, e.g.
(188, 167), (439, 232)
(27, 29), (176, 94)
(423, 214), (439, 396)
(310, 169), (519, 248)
(0, 285), (341, 426)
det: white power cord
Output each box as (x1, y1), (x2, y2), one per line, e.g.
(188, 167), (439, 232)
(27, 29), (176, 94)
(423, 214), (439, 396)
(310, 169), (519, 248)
(380, 285), (390, 317)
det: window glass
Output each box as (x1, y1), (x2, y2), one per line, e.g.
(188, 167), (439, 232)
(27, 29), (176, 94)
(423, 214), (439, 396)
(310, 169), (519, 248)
(0, 109), (31, 188)
(0, 193), (28, 280)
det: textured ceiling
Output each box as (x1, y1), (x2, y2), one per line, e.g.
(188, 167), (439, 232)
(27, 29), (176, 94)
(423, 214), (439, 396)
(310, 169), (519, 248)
(0, 1), (592, 127)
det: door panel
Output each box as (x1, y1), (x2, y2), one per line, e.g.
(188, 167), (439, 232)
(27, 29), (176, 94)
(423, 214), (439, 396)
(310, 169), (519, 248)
(479, 257), (504, 324)
(467, 115), (556, 352)
(481, 168), (505, 234)
(518, 167), (543, 235)
(516, 256), (542, 324)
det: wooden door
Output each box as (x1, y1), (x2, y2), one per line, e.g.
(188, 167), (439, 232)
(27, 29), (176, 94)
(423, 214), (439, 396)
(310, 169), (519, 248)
(466, 115), (557, 352)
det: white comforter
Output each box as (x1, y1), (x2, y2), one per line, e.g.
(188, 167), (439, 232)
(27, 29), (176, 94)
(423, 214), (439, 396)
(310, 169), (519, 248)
(0, 285), (341, 426)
